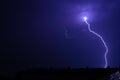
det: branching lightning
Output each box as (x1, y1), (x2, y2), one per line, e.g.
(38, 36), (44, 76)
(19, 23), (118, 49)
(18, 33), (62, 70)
(83, 16), (108, 68)
(64, 27), (70, 39)
(64, 27), (72, 39)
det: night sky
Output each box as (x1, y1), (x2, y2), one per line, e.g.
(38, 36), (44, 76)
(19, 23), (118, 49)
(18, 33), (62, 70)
(2, 0), (120, 75)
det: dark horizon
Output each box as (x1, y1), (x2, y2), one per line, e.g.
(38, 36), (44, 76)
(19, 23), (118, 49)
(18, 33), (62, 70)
(1, 67), (120, 80)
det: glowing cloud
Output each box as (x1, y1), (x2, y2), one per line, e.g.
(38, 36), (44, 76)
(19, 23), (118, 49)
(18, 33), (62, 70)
(83, 16), (87, 21)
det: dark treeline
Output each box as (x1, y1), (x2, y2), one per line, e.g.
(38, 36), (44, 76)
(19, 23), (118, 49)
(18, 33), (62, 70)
(1, 67), (120, 80)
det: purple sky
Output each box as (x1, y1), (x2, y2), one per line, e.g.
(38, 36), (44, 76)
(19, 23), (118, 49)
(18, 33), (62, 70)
(2, 0), (120, 75)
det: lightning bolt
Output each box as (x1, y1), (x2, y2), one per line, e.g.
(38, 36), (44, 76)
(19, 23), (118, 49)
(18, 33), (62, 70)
(83, 16), (108, 68)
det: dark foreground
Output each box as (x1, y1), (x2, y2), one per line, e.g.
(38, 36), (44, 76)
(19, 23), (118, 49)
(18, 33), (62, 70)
(1, 67), (120, 80)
